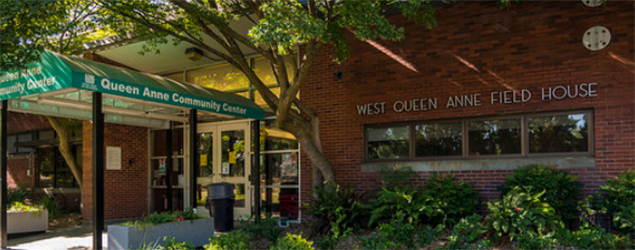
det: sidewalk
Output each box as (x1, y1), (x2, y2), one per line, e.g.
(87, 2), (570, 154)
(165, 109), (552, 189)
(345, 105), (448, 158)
(7, 225), (107, 250)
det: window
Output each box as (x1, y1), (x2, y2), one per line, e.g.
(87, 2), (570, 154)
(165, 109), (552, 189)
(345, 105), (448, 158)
(7, 132), (36, 155)
(37, 146), (81, 188)
(468, 118), (521, 156)
(528, 113), (589, 153)
(163, 55), (296, 110)
(364, 110), (592, 161)
(366, 126), (410, 160)
(415, 122), (462, 157)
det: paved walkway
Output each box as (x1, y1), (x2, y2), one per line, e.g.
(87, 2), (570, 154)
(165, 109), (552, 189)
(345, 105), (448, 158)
(7, 225), (107, 250)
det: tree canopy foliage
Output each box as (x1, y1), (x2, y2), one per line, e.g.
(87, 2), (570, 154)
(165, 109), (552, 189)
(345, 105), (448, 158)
(2, 0), (441, 185)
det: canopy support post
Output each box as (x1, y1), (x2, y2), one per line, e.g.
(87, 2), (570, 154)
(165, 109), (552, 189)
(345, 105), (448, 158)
(1, 100), (8, 249)
(93, 92), (104, 250)
(166, 122), (173, 211)
(252, 120), (261, 222)
(189, 109), (198, 209)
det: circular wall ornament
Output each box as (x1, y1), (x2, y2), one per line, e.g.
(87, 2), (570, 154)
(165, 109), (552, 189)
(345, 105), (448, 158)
(582, 0), (603, 7)
(582, 26), (611, 51)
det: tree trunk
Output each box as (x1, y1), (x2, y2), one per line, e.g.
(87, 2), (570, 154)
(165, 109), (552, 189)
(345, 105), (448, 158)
(46, 116), (82, 190)
(280, 116), (334, 187)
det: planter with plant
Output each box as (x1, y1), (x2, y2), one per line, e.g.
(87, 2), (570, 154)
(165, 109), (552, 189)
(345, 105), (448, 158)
(7, 201), (48, 234)
(108, 208), (213, 249)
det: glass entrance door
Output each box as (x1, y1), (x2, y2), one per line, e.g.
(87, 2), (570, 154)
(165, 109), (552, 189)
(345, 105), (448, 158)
(197, 121), (251, 218)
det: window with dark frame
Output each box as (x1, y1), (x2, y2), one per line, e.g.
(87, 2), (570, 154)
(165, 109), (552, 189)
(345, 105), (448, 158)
(366, 125), (410, 160)
(37, 145), (81, 188)
(415, 122), (462, 157)
(7, 132), (36, 155)
(365, 111), (592, 161)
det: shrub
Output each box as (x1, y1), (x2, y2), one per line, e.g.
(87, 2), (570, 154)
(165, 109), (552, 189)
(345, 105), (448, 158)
(485, 187), (564, 243)
(270, 234), (314, 250)
(578, 192), (606, 226)
(205, 230), (253, 250)
(358, 219), (443, 250)
(163, 236), (195, 250)
(314, 206), (352, 250)
(303, 180), (367, 234)
(39, 195), (62, 219)
(515, 231), (557, 250)
(499, 164), (582, 227)
(366, 186), (439, 227)
(7, 188), (30, 206)
(378, 165), (419, 190)
(422, 173), (480, 225)
(242, 218), (282, 241)
(600, 169), (635, 235)
(442, 214), (487, 250)
(121, 207), (199, 229)
(416, 224), (444, 247)
(560, 224), (634, 250)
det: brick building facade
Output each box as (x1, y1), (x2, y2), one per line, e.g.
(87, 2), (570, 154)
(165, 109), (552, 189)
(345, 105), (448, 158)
(6, 1), (631, 223)
(300, 2), (634, 203)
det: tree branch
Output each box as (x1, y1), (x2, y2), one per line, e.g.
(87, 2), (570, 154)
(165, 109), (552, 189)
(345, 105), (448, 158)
(277, 40), (323, 125)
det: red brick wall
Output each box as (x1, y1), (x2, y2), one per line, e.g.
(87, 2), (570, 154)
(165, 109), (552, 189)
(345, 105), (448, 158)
(7, 158), (31, 189)
(300, 2), (634, 204)
(83, 121), (149, 221)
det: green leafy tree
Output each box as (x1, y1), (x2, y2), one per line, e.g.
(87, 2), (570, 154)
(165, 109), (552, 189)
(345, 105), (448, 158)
(1, 0), (108, 190)
(94, 0), (438, 185)
(2, 0), (441, 185)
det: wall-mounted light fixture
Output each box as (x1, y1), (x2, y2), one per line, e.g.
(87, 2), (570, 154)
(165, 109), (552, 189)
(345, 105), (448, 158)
(185, 47), (203, 61)
(582, 26), (611, 51)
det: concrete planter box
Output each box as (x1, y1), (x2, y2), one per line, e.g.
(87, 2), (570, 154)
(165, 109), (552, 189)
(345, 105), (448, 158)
(8, 210), (48, 234)
(108, 218), (214, 250)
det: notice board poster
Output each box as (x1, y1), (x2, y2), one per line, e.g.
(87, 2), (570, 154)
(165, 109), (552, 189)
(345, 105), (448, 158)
(106, 146), (122, 170)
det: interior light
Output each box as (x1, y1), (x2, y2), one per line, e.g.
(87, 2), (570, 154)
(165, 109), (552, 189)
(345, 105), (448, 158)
(185, 47), (204, 61)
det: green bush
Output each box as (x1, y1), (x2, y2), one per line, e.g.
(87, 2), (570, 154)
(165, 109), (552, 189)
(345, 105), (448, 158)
(303, 180), (367, 234)
(515, 231), (556, 250)
(366, 186), (439, 227)
(422, 173), (480, 225)
(243, 218), (282, 241)
(560, 224), (634, 250)
(7, 188), (30, 207)
(314, 206), (352, 250)
(358, 220), (444, 250)
(578, 192), (606, 226)
(122, 208), (199, 229)
(205, 230), (253, 250)
(416, 224), (444, 247)
(442, 214), (487, 250)
(378, 165), (419, 190)
(270, 234), (314, 250)
(486, 187), (564, 243)
(163, 236), (195, 250)
(499, 164), (582, 227)
(39, 195), (62, 219)
(600, 169), (635, 235)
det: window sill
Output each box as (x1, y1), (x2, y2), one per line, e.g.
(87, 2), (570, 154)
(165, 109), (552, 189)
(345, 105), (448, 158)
(361, 156), (595, 172)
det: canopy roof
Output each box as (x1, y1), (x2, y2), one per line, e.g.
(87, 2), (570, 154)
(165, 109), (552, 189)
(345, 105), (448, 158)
(0, 51), (264, 128)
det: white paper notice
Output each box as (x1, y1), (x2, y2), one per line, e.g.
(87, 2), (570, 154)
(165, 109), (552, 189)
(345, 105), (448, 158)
(106, 146), (122, 170)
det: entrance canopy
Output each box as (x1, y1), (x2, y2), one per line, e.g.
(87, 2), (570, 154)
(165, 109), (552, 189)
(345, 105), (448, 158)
(0, 51), (264, 128)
